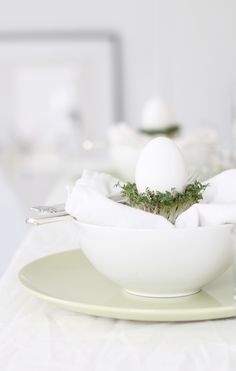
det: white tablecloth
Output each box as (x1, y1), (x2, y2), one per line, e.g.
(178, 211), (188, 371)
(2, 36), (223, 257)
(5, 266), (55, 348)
(1, 182), (236, 371)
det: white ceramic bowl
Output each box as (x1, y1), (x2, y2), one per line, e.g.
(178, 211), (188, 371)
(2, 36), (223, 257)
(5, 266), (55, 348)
(75, 222), (232, 297)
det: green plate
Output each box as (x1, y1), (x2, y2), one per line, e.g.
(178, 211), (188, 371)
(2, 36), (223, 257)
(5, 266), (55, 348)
(19, 249), (236, 322)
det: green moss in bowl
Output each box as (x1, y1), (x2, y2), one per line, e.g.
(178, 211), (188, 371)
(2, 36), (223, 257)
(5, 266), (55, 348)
(119, 181), (208, 224)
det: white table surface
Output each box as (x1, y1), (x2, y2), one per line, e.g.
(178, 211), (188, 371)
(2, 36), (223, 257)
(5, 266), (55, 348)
(1, 181), (236, 371)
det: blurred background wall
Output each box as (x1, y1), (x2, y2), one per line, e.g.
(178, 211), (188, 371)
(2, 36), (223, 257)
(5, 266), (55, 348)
(0, 0), (235, 144)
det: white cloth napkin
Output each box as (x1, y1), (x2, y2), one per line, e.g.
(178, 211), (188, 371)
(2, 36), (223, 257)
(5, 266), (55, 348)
(65, 170), (173, 229)
(66, 169), (236, 229)
(175, 169), (236, 227)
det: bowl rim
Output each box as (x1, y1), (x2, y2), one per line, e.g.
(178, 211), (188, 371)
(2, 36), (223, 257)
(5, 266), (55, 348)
(73, 219), (233, 233)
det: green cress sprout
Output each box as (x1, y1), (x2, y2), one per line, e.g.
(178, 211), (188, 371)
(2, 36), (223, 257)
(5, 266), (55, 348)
(139, 124), (180, 138)
(119, 181), (208, 224)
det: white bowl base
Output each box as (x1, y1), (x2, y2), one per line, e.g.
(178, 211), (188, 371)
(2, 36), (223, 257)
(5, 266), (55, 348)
(125, 288), (201, 298)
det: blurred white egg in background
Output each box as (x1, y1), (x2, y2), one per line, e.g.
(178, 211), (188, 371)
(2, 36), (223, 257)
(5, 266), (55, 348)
(142, 96), (173, 130)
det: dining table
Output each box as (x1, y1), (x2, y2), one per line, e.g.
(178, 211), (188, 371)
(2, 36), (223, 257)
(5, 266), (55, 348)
(1, 176), (236, 371)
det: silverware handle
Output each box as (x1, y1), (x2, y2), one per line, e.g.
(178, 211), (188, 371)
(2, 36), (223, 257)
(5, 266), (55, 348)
(26, 214), (71, 226)
(31, 203), (66, 214)
(31, 196), (126, 216)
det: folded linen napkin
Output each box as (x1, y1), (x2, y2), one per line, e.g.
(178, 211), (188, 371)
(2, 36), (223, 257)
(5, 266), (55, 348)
(66, 169), (236, 229)
(175, 203), (236, 227)
(175, 169), (236, 227)
(202, 169), (236, 204)
(65, 170), (173, 229)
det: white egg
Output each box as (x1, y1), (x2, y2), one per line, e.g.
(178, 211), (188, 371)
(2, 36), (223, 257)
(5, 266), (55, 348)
(142, 97), (172, 130)
(135, 137), (188, 193)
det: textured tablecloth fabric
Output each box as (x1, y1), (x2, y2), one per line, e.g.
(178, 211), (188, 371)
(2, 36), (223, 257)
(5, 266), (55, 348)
(1, 185), (236, 371)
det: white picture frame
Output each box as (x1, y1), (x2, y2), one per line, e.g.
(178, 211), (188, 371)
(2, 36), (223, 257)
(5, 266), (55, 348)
(0, 31), (123, 150)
